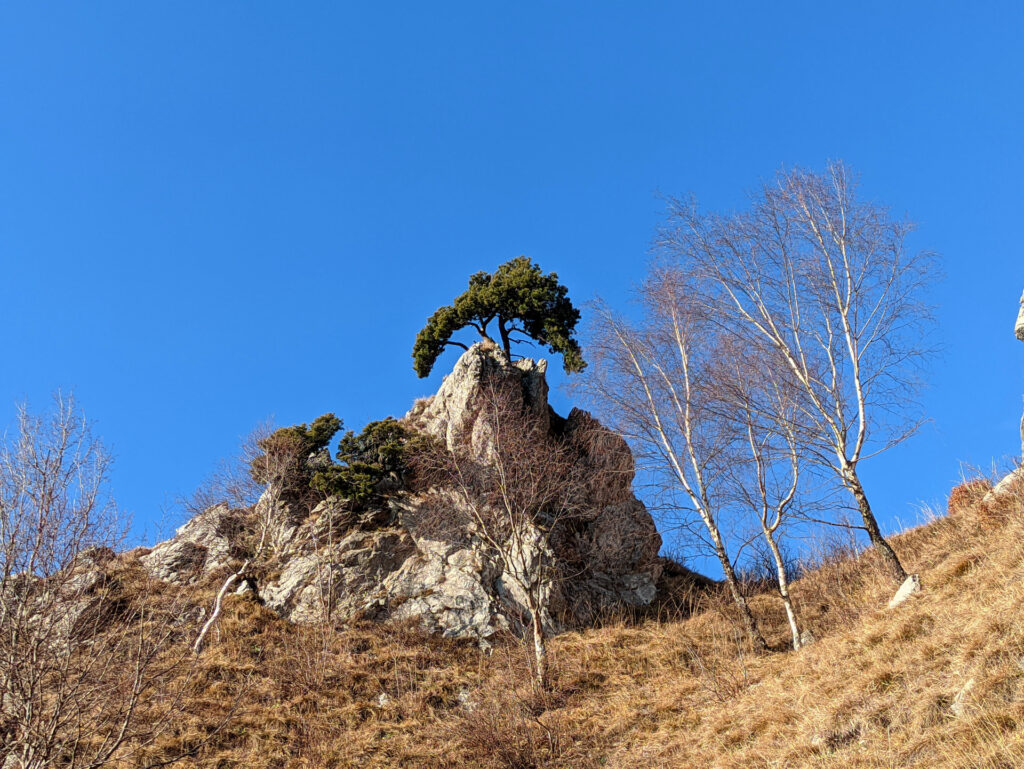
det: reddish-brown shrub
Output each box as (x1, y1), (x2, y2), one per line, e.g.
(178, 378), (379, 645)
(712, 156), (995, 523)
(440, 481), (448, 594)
(947, 478), (993, 515)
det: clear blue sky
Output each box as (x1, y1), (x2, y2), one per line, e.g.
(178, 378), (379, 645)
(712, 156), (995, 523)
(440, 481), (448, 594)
(1, 3), (1021, 551)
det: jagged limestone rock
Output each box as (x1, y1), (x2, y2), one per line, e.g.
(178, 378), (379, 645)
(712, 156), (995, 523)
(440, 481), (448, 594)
(8, 548), (126, 648)
(1016, 290), (1024, 342)
(260, 527), (417, 624)
(142, 343), (663, 643)
(404, 342), (551, 457)
(140, 504), (248, 584)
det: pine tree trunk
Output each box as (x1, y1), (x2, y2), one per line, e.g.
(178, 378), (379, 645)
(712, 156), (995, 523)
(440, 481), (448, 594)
(498, 318), (512, 359)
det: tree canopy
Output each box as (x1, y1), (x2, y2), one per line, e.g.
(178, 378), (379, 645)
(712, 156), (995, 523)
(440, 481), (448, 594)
(412, 256), (586, 378)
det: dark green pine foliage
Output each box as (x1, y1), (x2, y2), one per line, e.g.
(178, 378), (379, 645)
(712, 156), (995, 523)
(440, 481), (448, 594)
(250, 413), (343, 490)
(412, 256), (586, 378)
(311, 418), (421, 507)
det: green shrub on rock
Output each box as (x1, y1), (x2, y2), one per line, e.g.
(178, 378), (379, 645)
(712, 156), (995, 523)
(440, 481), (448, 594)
(251, 412), (430, 511)
(312, 418), (422, 508)
(250, 413), (343, 494)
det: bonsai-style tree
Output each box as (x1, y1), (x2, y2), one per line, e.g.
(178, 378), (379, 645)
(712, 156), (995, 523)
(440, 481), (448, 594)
(412, 256), (586, 377)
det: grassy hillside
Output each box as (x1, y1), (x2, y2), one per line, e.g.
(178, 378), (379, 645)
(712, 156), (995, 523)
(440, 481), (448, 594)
(123, 473), (1024, 768)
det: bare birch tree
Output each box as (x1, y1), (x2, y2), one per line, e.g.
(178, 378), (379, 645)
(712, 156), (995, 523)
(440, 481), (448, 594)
(0, 395), (199, 769)
(715, 342), (806, 649)
(660, 161), (936, 581)
(413, 380), (589, 689)
(581, 273), (769, 651)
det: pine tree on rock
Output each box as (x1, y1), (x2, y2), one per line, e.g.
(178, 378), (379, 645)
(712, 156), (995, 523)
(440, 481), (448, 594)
(412, 256), (586, 377)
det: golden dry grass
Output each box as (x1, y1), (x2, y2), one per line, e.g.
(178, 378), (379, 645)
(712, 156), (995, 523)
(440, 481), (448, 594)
(113, 476), (1024, 768)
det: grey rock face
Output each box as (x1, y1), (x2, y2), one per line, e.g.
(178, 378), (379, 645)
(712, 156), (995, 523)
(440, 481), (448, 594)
(261, 526), (419, 625)
(983, 465), (1024, 507)
(142, 344), (663, 643)
(52, 572), (118, 643)
(140, 504), (248, 584)
(404, 343), (551, 456)
(16, 549), (127, 647)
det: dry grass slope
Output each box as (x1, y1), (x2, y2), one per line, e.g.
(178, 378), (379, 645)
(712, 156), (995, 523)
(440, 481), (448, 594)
(114, 473), (1024, 768)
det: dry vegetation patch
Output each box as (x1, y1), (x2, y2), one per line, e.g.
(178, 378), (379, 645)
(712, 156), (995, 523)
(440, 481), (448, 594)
(101, 480), (1024, 768)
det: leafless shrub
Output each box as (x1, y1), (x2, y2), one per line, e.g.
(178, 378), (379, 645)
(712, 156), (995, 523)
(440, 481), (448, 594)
(948, 478), (993, 516)
(0, 395), (204, 769)
(681, 623), (754, 704)
(411, 378), (591, 689)
(446, 645), (599, 769)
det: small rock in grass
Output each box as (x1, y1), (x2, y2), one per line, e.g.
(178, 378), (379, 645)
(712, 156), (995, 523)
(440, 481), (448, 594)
(887, 574), (921, 609)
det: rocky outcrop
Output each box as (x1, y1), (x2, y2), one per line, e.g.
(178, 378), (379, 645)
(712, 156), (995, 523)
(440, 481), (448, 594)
(1016, 290), (1024, 343)
(141, 344), (663, 643)
(1018, 290), (1024, 459)
(983, 465), (1024, 508)
(985, 290), (1024, 506)
(2, 547), (125, 649)
(404, 344), (552, 456)
(141, 504), (249, 584)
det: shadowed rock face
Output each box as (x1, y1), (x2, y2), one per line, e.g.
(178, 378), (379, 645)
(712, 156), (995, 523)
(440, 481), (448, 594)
(141, 344), (663, 643)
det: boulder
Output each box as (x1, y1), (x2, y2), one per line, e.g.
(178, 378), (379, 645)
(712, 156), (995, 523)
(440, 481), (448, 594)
(983, 466), (1024, 506)
(887, 574), (922, 608)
